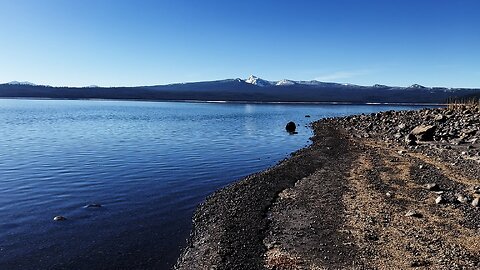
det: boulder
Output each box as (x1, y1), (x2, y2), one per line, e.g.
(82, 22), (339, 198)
(410, 125), (436, 141)
(285, 122), (296, 133)
(405, 133), (417, 146)
(434, 114), (446, 122)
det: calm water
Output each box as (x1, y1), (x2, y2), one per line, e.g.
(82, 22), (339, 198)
(0, 99), (427, 269)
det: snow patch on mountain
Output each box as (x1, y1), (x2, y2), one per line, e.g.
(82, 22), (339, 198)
(276, 79), (296, 86)
(7, 81), (37, 86)
(408, 84), (428, 89)
(245, 75), (272, 87)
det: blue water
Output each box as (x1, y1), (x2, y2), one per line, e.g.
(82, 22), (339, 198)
(0, 99), (428, 269)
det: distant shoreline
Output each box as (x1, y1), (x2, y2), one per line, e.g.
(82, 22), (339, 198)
(0, 97), (445, 106)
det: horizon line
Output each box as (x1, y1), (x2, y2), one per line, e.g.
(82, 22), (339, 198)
(2, 77), (480, 90)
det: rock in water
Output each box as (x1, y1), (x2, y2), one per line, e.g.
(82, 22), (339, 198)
(410, 125), (436, 141)
(285, 122), (296, 133)
(84, 203), (102, 208)
(53, 216), (66, 221)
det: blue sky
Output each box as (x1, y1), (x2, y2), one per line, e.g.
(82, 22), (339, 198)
(0, 0), (479, 87)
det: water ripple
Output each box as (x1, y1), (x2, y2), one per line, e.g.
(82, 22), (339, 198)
(0, 99), (429, 269)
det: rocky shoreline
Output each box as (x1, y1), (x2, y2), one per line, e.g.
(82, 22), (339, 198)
(176, 105), (480, 270)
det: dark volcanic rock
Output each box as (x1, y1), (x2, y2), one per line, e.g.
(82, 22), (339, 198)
(285, 121), (296, 133)
(410, 125), (436, 141)
(405, 133), (417, 146)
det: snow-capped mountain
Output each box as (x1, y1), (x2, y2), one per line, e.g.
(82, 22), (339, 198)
(275, 79), (296, 86)
(243, 75), (362, 88)
(245, 75), (272, 87)
(408, 84), (428, 89)
(1, 75), (477, 104)
(245, 76), (328, 87)
(7, 81), (37, 86)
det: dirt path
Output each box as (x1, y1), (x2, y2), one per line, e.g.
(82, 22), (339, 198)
(176, 121), (480, 270)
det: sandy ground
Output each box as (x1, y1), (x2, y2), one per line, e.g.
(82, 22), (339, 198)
(176, 116), (480, 269)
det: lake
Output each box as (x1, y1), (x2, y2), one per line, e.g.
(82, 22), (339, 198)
(0, 99), (428, 269)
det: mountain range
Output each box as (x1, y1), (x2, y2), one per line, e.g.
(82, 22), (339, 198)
(1, 75), (479, 104)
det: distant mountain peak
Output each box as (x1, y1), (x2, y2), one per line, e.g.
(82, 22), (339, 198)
(245, 75), (272, 87)
(7, 81), (36, 86)
(276, 79), (296, 86)
(408, 84), (427, 89)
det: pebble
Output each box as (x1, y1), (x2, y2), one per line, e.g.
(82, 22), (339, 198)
(425, 183), (438, 191)
(456, 195), (469, 204)
(472, 198), (479, 207)
(53, 216), (66, 221)
(410, 260), (428, 267)
(405, 210), (422, 218)
(435, 196), (445, 204)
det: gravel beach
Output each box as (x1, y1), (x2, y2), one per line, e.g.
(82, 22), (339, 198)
(176, 105), (480, 270)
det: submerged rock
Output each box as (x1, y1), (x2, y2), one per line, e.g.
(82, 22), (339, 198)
(53, 216), (66, 221)
(84, 203), (102, 208)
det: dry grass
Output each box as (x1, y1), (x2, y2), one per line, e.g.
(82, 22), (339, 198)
(447, 97), (480, 110)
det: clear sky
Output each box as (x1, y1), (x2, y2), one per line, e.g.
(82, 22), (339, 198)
(1, 0), (479, 88)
